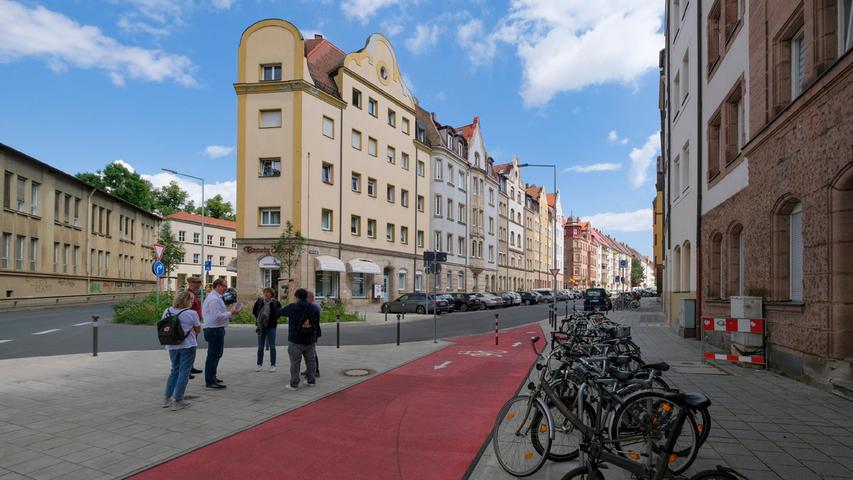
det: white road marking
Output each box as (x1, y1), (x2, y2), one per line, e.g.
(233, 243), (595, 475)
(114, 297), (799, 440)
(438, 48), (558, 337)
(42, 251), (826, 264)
(512, 342), (522, 347)
(72, 322), (93, 327)
(31, 329), (61, 335)
(0, 339), (12, 344)
(434, 361), (452, 370)
(457, 350), (507, 358)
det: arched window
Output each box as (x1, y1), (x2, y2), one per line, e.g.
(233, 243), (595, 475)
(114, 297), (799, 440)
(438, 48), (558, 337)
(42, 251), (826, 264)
(771, 197), (803, 301)
(682, 241), (692, 292)
(728, 223), (745, 296)
(831, 163), (853, 359)
(475, 152), (481, 167)
(709, 233), (723, 299)
(672, 245), (682, 292)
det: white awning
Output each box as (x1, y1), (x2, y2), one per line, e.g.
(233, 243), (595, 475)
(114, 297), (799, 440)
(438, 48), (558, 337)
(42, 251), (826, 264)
(348, 258), (381, 274)
(315, 255), (346, 272)
(398, 268), (408, 274)
(258, 255), (280, 269)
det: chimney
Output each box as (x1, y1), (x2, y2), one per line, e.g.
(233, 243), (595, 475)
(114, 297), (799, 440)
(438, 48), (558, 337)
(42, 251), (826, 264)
(314, 34), (323, 39)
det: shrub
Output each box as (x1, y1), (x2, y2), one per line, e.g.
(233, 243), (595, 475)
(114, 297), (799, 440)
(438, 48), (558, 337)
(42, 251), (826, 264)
(113, 293), (174, 325)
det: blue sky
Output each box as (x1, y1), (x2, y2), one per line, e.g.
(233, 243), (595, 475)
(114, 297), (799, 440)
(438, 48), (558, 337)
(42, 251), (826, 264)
(0, 0), (663, 257)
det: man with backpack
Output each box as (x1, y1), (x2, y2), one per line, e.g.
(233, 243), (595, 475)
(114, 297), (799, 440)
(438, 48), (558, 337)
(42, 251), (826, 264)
(278, 288), (318, 390)
(158, 291), (201, 411)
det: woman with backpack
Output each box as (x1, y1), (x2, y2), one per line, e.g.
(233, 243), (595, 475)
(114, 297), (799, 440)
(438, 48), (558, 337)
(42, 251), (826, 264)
(252, 287), (282, 372)
(161, 291), (201, 411)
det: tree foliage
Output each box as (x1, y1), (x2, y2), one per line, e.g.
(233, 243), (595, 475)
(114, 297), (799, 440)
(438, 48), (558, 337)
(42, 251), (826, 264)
(271, 221), (306, 289)
(198, 194), (235, 220)
(157, 222), (185, 292)
(153, 181), (189, 216)
(631, 258), (645, 287)
(76, 163), (155, 211)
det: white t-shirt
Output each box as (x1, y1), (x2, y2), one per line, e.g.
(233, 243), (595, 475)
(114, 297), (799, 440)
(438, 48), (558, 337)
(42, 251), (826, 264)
(161, 307), (201, 351)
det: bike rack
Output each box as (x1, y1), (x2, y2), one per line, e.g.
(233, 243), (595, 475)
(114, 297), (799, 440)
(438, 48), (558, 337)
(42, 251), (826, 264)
(701, 317), (767, 368)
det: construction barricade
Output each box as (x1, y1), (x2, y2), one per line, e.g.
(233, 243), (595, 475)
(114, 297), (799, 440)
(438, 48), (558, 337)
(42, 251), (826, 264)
(701, 317), (766, 367)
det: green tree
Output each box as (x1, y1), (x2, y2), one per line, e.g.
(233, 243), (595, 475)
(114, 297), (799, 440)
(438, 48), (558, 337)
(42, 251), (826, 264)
(153, 181), (189, 216)
(76, 162), (155, 210)
(156, 223), (185, 292)
(183, 200), (197, 214)
(271, 221), (305, 297)
(631, 258), (645, 287)
(197, 194), (235, 220)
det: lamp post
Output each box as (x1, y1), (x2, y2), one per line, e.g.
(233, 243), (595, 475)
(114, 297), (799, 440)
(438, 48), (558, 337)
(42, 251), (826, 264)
(162, 168), (206, 300)
(518, 163), (558, 319)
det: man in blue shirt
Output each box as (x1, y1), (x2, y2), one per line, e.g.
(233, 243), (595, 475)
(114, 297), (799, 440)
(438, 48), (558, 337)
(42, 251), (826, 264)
(202, 278), (239, 389)
(278, 288), (318, 390)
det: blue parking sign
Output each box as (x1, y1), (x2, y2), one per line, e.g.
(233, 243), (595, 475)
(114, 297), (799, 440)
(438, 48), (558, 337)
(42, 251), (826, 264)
(204, 260), (212, 271)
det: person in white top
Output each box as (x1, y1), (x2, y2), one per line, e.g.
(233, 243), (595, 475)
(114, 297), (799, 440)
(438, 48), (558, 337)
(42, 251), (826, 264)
(201, 278), (240, 388)
(162, 291), (201, 411)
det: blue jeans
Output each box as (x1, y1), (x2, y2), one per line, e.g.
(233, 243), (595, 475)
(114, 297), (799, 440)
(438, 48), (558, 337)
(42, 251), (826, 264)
(203, 327), (225, 386)
(165, 347), (196, 401)
(257, 327), (277, 367)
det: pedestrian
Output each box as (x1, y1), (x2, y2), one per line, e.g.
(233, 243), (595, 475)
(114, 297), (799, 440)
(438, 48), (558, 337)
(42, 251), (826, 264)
(202, 278), (241, 389)
(186, 277), (204, 379)
(252, 287), (281, 372)
(161, 291), (201, 411)
(303, 291), (322, 378)
(278, 288), (318, 390)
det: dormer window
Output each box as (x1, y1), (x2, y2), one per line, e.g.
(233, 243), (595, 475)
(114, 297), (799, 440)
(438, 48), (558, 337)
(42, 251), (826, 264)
(261, 64), (281, 81)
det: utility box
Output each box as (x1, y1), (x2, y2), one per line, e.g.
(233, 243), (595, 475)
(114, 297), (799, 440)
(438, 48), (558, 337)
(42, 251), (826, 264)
(730, 296), (763, 347)
(678, 298), (696, 338)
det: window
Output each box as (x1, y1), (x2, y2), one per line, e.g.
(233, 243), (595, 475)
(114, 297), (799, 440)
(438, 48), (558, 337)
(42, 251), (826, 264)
(434, 158), (443, 180)
(682, 241), (692, 293)
(73, 246), (79, 274)
(387, 146), (396, 164)
(489, 188), (494, 205)
(15, 235), (25, 270)
(446, 199), (454, 220)
(260, 158), (281, 177)
(401, 226), (408, 244)
(367, 178), (377, 197)
(3, 172), (11, 209)
(446, 233), (453, 254)
(322, 163), (334, 184)
(398, 270), (407, 290)
(367, 219), (377, 238)
(415, 271), (423, 291)
(728, 224), (744, 296)
(0, 233), (9, 269)
(673, 155), (681, 194)
(386, 184), (395, 203)
(368, 98), (378, 117)
(707, 109), (722, 179)
(387, 109), (396, 127)
(368, 137), (377, 157)
(724, 81), (744, 164)
(386, 223), (395, 242)
(417, 160), (425, 177)
(351, 273), (366, 298)
(220, 236), (226, 247)
(16, 176), (25, 211)
(709, 232), (723, 298)
(458, 236), (465, 256)
(352, 214), (363, 235)
(434, 195), (442, 216)
(261, 63), (281, 81)
(417, 195), (424, 212)
(315, 271), (339, 298)
(321, 209), (333, 231)
(177, 230), (186, 242)
(789, 204), (804, 301)
(841, 0), (853, 55)
(681, 52), (689, 104)
(351, 172), (362, 192)
(791, 30), (806, 99)
(401, 189), (409, 207)
(352, 130), (362, 150)
(402, 117), (410, 134)
(30, 182), (39, 216)
(401, 152), (410, 170)
(232, 239), (237, 248)
(489, 217), (494, 234)
(707, 1), (722, 70)
(489, 245), (494, 262)
(322, 116), (335, 138)
(458, 171), (465, 189)
(219, 255), (225, 266)
(260, 208), (281, 226)
(448, 165), (454, 185)
(260, 109), (282, 128)
(458, 203), (465, 223)
(352, 88), (362, 108)
(207, 234), (213, 245)
(457, 271), (463, 289)
(193, 232), (200, 243)
(681, 143), (690, 191)
(417, 230), (424, 248)
(434, 231), (442, 251)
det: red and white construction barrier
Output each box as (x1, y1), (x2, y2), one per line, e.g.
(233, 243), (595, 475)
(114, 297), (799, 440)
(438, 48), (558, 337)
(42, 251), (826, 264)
(701, 317), (767, 368)
(702, 353), (766, 365)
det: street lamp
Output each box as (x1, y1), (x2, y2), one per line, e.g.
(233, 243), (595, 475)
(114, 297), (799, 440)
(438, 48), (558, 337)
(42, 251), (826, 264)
(518, 163), (559, 320)
(162, 168), (206, 300)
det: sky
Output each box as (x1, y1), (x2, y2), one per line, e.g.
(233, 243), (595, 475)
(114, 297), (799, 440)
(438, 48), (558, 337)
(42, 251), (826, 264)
(0, 0), (663, 257)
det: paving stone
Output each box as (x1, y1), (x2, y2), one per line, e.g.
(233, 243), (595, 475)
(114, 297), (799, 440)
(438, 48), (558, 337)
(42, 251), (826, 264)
(769, 464), (823, 480)
(723, 453), (771, 471)
(800, 460), (853, 477)
(7, 455), (62, 475)
(752, 451), (803, 466)
(28, 461), (82, 480)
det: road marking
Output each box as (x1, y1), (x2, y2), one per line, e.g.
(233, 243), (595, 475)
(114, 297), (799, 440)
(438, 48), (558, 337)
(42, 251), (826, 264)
(433, 361), (452, 370)
(0, 339), (12, 344)
(457, 350), (507, 358)
(72, 322), (93, 326)
(31, 329), (61, 335)
(512, 342), (522, 347)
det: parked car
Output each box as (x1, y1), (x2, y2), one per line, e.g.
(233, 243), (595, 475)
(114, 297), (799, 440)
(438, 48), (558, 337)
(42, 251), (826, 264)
(495, 292), (515, 307)
(583, 288), (612, 312)
(534, 288), (555, 303)
(475, 292), (504, 309)
(449, 292), (484, 311)
(436, 294), (455, 313)
(555, 290), (570, 301)
(531, 291), (545, 303)
(381, 293), (450, 314)
(518, 291), (538, 305)
(508, 291), (522, 306)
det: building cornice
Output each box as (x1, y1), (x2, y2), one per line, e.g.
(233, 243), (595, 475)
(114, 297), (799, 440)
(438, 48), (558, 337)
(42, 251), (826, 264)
(233, 80), (347, 109)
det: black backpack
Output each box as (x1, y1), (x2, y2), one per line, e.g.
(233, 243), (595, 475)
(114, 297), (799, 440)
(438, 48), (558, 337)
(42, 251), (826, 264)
(157, 308), (191, 345)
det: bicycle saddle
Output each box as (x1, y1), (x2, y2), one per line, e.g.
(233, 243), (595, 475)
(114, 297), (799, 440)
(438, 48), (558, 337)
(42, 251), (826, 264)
(639, 362), (671, 372)
(661, 391), (711, 409)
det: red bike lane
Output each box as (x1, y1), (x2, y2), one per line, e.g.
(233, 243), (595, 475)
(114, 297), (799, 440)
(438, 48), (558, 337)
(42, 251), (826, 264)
(131, 324), (542, 480)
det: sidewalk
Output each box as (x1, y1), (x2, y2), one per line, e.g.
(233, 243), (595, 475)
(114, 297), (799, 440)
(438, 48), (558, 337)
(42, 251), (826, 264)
(0, 341), (446, 480)
(468, 307), (853, 480)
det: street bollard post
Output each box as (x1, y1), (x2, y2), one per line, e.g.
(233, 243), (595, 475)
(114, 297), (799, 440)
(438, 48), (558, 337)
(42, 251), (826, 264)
(495, 313), (499, 346)
(565, 301), (569, 320)
(336, 313), (341, 349)
(92, 315), (99, 357)
(396, 313), (401, 346)
(385, 309), (388, 322)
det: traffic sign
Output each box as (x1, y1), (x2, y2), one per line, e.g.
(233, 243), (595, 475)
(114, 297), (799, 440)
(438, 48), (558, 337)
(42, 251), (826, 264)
(423, 251), (447, 263)
(204, 260), (212, 271)
(619, 259), (628, 268)
(153, 243), (166, 260)
(152, 261), (165, 277)
(550, 268), (560, 275)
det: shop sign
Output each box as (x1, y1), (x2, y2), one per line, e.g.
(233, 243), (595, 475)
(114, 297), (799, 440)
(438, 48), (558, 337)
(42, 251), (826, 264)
(244, 246), (271, 254)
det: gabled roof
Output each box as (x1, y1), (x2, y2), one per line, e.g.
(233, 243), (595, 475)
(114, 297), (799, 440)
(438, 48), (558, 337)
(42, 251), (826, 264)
(166, 212), (236, 230)
(546, 193), (556, 208)
(304, 35), (345, 97)
(525, 185), (542, 198)
(456, 116), (479, 140)
(494, 162), (513, 176)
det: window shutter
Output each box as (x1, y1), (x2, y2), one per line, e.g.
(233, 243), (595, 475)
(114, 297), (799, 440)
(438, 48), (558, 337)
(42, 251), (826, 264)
(790, 207), (804, 301)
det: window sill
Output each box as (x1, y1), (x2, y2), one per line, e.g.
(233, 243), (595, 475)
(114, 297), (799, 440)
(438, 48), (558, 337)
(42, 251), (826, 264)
(259, 224), (281, 227)
(765, 301), (805, 313)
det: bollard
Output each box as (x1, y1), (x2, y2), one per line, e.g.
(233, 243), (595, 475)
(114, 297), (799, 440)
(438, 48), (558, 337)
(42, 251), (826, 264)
(495, 313), (499, 346)
(92, 315), (99, 357)
(396, 313), (401, 346)
(385, 309), (388, 322)
(336, 313), (341, 349)
(565, 301), (569, 320)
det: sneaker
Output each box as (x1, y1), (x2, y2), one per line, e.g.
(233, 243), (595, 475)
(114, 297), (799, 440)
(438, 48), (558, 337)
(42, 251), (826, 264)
(285, 384), (298, 391)
(189, 375), (195, 380)
(171, 399), (191, 411)
(215, 378), (224, 383)
(162, 396), (172, 408)
(191, 368), (202, 374)
(269, 366), (277, 372)
(255, 365), (262, 372)
(307, 382), (316, 387)
(205, 383), (227, 389)
(315, 371), (321, 378)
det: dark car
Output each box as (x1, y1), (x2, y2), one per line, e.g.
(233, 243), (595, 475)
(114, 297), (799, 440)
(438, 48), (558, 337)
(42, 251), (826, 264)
(518, 291), (539, 305)
(583, 288), (612, 312)
(436, 294), (455, 313)
(494, 292), (513, 307)
(381, 293), (449, 314)
(449, 293), (484, 311)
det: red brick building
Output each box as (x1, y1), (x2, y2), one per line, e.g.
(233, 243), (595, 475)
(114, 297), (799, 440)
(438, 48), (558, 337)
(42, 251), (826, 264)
(564, 217), (595, 288)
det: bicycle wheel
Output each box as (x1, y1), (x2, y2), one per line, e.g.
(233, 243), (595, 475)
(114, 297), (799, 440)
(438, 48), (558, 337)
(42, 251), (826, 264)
(559, 465), (606, 480)
(493, 395), (551, 477)
(609, 391), (699, 475)
(688, 466), (744, 480)
(694, 406), (712, 446)
(530, 383), (595, 462)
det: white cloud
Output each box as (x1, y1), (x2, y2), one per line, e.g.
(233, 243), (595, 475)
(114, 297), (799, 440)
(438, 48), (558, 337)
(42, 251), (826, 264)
(405, 24), (440, 55)
(210, 0), (235, 10)
(117, 16), (170, 37)
(582, 208), (652, 232)
(458, 0), (664, 106)
(203, 145), (234, 158)
(341, 0), (403, 24)
(112, 159), (135, 173)
(628, 132), (660, 188)
(143, 171), (237, 207)
(380, 18), (404, 37)
(0, 1), (197, 86)
(608, 130), (629, 144)
(563, 163), (621, 173)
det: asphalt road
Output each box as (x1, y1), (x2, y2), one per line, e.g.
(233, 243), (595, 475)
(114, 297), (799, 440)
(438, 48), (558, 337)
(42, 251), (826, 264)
(0, 300), (584, 359)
